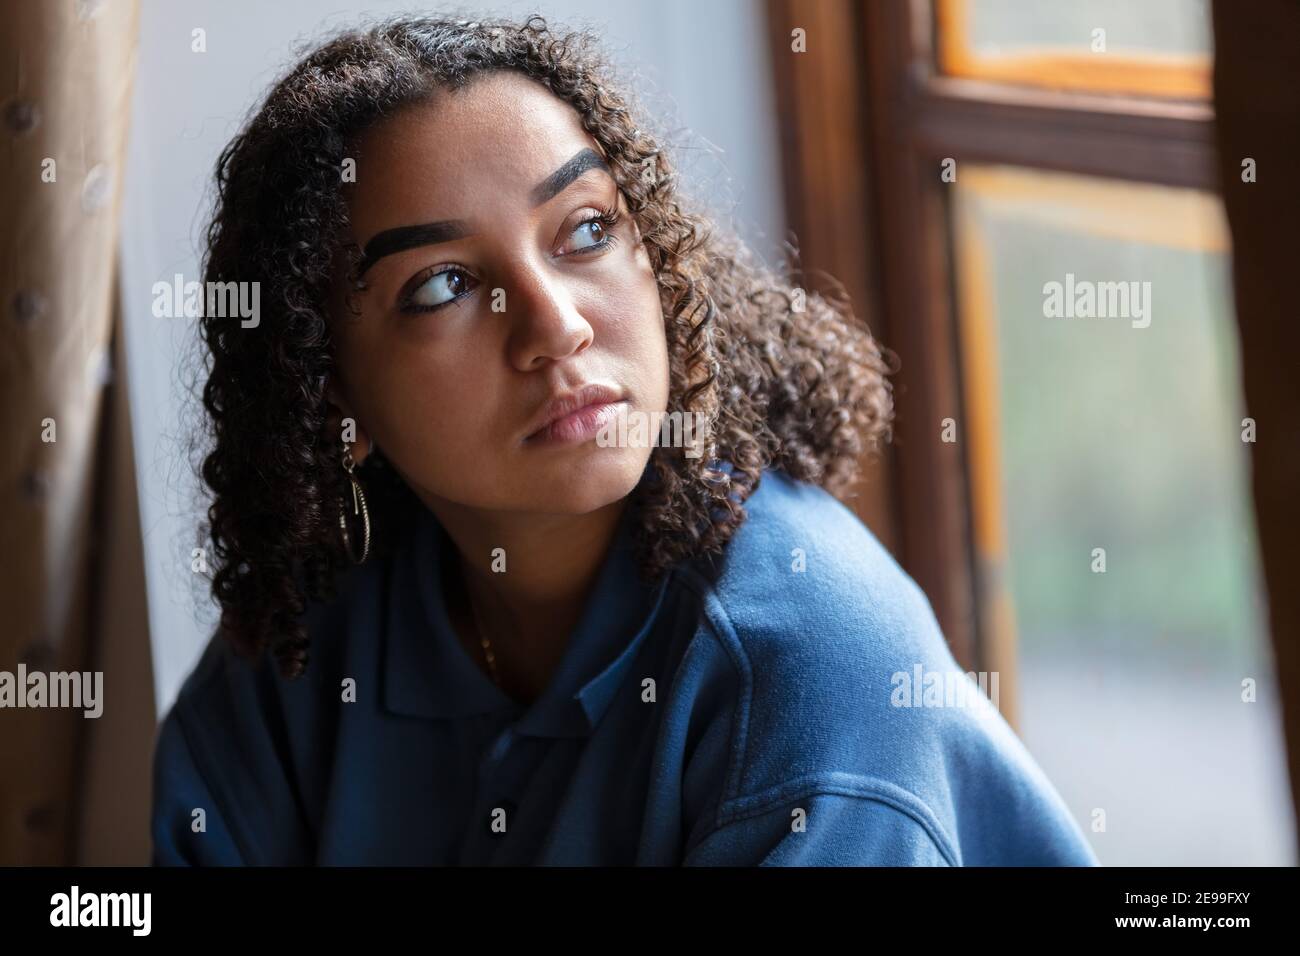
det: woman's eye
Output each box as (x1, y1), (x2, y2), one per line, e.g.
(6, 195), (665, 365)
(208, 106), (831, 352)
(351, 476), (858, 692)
(561, 210), (620, 256)
(569, 219), (607, 252)
(403, 267), (475, 312)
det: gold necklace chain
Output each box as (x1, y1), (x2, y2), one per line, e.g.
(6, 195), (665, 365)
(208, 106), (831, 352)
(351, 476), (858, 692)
(465, 589), (502, 687)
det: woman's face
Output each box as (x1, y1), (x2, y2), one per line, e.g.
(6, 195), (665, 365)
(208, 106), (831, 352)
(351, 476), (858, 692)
(327, 70), (669, 516)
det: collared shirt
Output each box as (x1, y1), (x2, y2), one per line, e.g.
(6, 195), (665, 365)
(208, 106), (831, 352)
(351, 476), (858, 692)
(151, 467), (1099, 866)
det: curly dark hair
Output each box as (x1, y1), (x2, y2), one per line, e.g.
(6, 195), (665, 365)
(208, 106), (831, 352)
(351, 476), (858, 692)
(192, 11), (894, 680)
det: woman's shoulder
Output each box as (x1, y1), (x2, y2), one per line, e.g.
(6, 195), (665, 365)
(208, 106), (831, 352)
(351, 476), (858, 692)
(151, 628), (305, 864)
(163, 557), (368, 721)
(685, 467), (942, 660)
(673, 468), (1096, 865)
(151, 563), (375, 864)
(672, 467), (967, 783)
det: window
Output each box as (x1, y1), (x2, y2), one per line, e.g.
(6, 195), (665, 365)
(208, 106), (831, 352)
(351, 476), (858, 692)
(936, 0), (1212, 99)
(767, 0), (1292, 864)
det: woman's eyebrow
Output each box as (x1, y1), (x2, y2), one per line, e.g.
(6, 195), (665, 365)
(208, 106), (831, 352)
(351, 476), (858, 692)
(355, 148), (612, 278)
(530, 147), (610, 206)
(355, 220), (470, 277)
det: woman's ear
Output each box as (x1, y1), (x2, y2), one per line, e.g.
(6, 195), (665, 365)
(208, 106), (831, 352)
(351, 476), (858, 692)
(325, 377), (373, 463)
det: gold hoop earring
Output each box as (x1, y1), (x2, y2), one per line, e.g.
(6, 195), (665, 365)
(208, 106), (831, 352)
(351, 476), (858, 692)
(338, 444), (371, 564)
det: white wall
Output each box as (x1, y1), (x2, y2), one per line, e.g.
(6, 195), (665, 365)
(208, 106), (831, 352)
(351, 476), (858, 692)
(119, 0), (786, 717)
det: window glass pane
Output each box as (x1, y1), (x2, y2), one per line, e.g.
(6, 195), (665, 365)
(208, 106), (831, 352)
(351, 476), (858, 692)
(951, 165), (1293, 865)
(936, 0), (1213, 99)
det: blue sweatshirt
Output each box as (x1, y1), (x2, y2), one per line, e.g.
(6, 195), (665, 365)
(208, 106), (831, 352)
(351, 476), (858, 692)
(151, 466), (1099, 866)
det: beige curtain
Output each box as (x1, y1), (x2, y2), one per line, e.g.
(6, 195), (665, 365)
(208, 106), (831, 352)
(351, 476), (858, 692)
(1, 0), (151, 865)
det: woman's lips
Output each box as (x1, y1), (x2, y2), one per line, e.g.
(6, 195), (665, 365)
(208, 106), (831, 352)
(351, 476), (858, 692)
(524, 400), (627, 446)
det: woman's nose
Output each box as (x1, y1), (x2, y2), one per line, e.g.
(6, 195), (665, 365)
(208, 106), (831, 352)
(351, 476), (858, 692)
(503, 260), (594, 371)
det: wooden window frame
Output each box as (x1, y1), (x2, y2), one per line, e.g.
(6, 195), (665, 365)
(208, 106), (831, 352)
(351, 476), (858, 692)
(767, 0), (1218, 732)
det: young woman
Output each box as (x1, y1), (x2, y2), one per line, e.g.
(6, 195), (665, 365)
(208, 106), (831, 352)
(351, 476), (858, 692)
(151, 14), (1097, 866)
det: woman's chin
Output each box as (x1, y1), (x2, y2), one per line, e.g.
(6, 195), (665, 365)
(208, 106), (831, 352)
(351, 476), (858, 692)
(515, 447), (650, 514)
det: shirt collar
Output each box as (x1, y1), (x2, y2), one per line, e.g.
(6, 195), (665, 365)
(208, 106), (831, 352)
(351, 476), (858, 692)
(382, 475), (671, 738)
